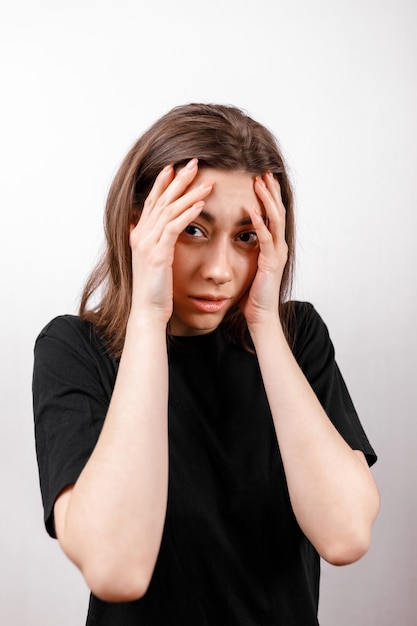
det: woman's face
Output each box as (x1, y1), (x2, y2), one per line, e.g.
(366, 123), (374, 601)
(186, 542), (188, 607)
(170, 169), (262, 336)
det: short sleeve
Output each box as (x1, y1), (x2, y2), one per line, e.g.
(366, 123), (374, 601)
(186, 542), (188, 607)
(291, 302), (377, 466)
(32, 315), (118, 537)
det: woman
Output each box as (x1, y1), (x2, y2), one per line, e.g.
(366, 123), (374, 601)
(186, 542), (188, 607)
(33, 103), (379, 625)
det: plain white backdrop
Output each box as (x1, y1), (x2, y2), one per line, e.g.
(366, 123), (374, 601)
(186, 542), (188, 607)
(1, 0), (416, 624)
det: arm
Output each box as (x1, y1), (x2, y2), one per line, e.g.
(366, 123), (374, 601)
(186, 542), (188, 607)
(54, 160), (212, 601)
(243, 173), (380, 565)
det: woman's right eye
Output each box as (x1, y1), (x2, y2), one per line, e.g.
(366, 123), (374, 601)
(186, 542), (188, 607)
(184, 225), (204, 237)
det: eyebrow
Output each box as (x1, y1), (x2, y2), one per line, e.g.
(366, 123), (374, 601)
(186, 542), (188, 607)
(199, 210), (265, 227)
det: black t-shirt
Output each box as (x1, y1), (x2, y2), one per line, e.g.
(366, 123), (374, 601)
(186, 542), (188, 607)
(33, 302), (376, 626)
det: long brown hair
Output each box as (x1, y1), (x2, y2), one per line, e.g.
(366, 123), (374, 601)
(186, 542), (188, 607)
(79, 103), (296, 357)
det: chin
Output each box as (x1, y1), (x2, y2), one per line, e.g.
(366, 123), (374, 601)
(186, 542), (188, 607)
(170, 313), (223, 337)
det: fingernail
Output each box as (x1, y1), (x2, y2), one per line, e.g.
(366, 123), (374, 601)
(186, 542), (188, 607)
(199, 181), (213, 190)
(186, 158), (198, 170)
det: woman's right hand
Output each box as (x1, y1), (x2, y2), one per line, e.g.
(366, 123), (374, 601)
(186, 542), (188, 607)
(129, 158), (213, 325)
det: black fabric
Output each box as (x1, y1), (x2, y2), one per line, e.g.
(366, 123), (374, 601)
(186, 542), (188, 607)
(32, 302), (376, 626)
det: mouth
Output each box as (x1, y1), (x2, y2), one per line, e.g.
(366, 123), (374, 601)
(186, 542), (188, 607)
(188, 295), (231, 313)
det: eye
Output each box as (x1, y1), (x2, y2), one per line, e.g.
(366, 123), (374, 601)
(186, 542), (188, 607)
(184, 224), (205, 237)
(236, 231), (258, 245)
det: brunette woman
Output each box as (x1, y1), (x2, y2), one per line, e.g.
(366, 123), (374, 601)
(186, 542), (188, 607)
(33, 103), (379, 625)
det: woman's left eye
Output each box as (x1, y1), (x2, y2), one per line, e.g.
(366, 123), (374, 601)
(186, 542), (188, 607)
(236, 231), (258, 244)
(184, 225), (204, 237)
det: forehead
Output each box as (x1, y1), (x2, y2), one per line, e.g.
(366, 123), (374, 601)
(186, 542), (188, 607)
(188, 169), (261, 216)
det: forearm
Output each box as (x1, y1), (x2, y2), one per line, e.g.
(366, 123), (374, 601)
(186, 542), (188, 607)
(58, 316), (169, 599)
(250, 318), (380, 565)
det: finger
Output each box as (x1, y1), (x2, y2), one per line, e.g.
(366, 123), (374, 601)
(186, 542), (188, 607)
(141, 164), (175, 219)
(140, 160), (210, 238)
(133, 179), (213, 252)
(250, 203), (288, 273)
(141, 158), (199, 223)
(254, 176), (286, 243)
(158, 201), (205, 248)
(263, 172), (286, 215)
(130, 195), (205, 252)
(148, 158), (200, 214)
(161, 179), (213, 222)
(249, 204), (274, 247)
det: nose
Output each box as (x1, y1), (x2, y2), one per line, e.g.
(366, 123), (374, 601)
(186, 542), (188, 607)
(200, 238), (233, 285)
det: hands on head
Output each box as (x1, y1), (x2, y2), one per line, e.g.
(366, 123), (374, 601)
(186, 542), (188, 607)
(129, 159), (288, 336)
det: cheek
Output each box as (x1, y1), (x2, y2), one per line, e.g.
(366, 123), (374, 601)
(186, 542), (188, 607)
(237, 252), (258, 289)
(172, 245), (195, 281)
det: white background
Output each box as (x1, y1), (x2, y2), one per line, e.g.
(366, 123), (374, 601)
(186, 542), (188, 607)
(1, 0), (416, 624)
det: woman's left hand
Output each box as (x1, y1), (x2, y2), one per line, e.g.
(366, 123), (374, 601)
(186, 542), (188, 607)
(240, 172), (288, 329)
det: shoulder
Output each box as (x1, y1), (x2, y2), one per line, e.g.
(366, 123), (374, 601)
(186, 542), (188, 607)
(285, 301), (331, 351)
(36, 314), (95, 343)
(282, 300), (339, 382)
(35, 315), (106, 352)
(34, 314), (115, 372)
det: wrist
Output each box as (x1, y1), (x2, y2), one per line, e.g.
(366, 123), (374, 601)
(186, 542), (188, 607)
(126, 311), (168, 338)
(247, 315), (286, 345)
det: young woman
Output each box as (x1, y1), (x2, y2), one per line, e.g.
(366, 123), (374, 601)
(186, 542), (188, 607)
(33, 103), (379, 625)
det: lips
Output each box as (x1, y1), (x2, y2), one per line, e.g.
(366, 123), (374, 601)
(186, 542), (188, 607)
(188, 295), (231, 313)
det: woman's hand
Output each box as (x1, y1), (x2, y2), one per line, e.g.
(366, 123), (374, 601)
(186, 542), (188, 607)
(240, 172), (288, 329)
(129, 159), (213, 324)
(244, 174), (379, 565)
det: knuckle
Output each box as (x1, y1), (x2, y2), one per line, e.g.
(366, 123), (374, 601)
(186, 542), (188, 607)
(164, 220), (178, 235)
